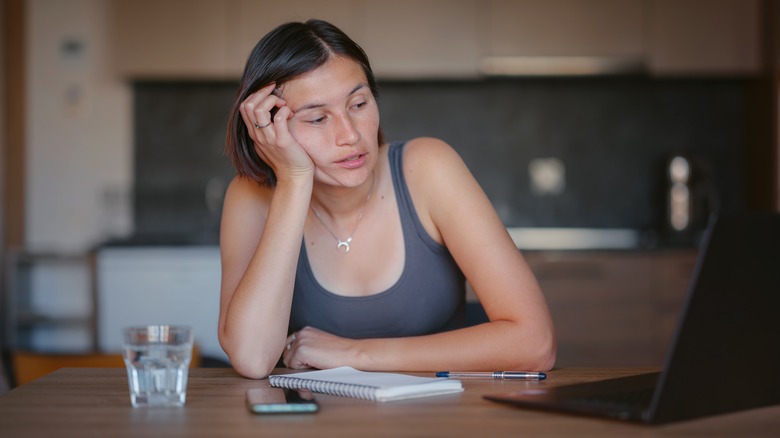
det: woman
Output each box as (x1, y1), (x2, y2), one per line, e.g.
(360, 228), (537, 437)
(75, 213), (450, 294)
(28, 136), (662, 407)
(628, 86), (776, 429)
(219, 19), (556, 379)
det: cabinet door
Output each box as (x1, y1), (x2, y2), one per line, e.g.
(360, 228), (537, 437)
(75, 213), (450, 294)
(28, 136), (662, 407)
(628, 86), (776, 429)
(109, 0), (232, 78)
(485, 0), (644, 57)
(228, 0), (362, 77)
(528, 252), (658, 367)
(354, 0), (482, 79)
(6, 252), (95, 353)
(234, 0), (482, 79)
(96, 247), (226, 361)
(652, 251), (698, 358)
(525, 250), (696, 367)
(646, 0), (760, 75)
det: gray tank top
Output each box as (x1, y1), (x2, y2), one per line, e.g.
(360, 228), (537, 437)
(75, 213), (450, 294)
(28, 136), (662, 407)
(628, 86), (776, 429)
(289, 141), (466, 338)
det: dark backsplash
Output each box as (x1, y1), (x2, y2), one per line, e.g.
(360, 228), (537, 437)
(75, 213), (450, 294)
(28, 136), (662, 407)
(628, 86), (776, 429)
(132, 77), (748, 245)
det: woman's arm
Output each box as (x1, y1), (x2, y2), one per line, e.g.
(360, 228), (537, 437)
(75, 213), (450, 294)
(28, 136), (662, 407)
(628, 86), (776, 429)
(219, 84), (315, 379)
(405, 137), (556, 370)
(218, 175), (312, 379)
(284, 138), (556, 372)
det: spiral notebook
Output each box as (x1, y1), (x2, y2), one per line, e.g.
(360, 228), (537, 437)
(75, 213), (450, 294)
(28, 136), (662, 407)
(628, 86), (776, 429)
(269, 367), (464, 402)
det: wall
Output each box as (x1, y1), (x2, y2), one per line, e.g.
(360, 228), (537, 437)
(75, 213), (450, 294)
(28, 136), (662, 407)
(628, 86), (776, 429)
(131, 82), (236, 244)
(26, 0), (132, 253)
(1, 0), (8, 370)
(14, 0), (776, 357)
(22, 0), (777, 252)
(131, 78), (748, 245)
(380, 78), (746, 232)
(1, 1), (7, 256)
(8, 0), (132, 353)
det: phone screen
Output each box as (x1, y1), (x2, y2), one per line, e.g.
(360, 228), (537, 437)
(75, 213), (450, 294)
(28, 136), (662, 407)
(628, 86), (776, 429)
(246, 387), (319, 414)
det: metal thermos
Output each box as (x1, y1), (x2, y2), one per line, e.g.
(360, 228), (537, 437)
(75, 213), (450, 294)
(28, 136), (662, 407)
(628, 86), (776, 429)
(666, 155), (693, 235)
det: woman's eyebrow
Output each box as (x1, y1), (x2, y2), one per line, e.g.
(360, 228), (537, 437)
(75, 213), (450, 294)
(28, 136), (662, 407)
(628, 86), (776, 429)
(292, 83), (367, 113)
(347, 83), (367, 96)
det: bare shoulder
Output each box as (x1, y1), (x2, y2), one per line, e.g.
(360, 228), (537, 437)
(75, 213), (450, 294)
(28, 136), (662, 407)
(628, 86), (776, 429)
(403, 137), (463, 167)
(220, 176), (273, 273)
(402, 137), (469, 184)
(400, 138), (477, 243)
(225, 175), (272, 205)
(223, 176), (273, 226)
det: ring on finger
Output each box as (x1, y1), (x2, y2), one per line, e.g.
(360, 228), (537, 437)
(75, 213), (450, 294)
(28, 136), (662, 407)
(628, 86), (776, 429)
(254, 121), (271, 129)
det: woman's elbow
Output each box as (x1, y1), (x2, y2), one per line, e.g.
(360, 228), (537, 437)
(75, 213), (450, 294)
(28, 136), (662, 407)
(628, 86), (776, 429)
(229, 353), (276, 379)
(512, 324), (556, 371)
(219, 333), (278, 379)
(533, 327), (557, 371)
(536, 343), (557, 371)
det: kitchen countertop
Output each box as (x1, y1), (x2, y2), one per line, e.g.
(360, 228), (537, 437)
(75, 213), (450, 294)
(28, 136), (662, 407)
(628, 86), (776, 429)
(508, 227), (641, 250)
(507, 227), (700, 251)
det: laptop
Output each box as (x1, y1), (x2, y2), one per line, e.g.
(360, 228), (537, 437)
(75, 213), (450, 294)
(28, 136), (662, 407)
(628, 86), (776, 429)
(485, 212), (780, 424)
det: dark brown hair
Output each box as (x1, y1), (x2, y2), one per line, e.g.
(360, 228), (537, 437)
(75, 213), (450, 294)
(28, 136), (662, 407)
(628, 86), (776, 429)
(225, 19), (384, 186)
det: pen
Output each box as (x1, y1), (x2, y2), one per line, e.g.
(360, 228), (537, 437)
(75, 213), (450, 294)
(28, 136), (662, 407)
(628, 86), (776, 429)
(435, 371), (547, 381)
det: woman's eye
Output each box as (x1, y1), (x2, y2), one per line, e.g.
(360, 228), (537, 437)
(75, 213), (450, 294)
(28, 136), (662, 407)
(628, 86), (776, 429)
(352, 101), (367, 110)
(308, 116), (326, 124)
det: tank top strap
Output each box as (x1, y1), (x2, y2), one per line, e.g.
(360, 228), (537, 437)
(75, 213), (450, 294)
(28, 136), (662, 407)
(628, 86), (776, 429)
(388, 141), (447, 253)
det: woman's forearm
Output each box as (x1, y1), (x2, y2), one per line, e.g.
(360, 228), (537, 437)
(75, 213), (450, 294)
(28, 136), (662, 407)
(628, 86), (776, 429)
(221, 177), (313, 378)
(355, 319), (556, 373)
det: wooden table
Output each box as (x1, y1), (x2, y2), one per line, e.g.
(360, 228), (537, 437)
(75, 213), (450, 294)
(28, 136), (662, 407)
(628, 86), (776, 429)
(1, 367), (778, 437)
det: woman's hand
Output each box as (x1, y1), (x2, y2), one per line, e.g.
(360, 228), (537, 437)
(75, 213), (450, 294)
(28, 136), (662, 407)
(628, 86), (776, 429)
(282, 327), (365, 370)
(239, 83), (314, 182)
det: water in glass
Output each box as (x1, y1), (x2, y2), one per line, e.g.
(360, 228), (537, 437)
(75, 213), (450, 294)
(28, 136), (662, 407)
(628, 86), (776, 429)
(122, 325), (193, 407)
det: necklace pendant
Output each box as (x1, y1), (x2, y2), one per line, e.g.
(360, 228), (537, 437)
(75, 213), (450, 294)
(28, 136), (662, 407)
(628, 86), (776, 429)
(337, 237), (352, 253)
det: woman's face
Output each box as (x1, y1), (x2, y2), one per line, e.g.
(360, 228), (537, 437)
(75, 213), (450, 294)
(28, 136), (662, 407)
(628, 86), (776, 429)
(278, 56), (381, 188)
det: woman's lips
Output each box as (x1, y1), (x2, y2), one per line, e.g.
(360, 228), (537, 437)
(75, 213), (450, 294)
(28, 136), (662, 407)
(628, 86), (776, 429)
(337, 153), (367, 169)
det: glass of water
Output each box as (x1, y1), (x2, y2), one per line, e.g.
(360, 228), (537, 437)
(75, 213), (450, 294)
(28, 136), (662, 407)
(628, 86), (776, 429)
(122, 325), (194, 407)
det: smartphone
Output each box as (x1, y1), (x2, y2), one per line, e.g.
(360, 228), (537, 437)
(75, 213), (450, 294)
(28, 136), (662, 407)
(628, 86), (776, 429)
(246, 387), (319, 414)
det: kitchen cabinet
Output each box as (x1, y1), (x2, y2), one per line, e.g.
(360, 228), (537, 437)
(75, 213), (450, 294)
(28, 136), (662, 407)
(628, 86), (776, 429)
(482, 0), (759, 76)
(233, 0), (483, 78)
(523, 250), (697, 367)
(353, 0), (482, 79)
(484, 0), (645, 57)
(95, 246), (227, 362)
(111, 0), (483, 79)
(3, 251), (96, 353)
(480, 0), (644, 76)
(229, 0), (362, 76)
(109, 0), (234, 78)
(109, 0), (761, 78)
(110, 0), (362, 78)
(646, 0), (760, 75)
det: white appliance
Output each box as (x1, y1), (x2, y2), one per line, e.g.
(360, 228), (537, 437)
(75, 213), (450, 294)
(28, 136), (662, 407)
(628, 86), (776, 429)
(96, 246), (228, 363)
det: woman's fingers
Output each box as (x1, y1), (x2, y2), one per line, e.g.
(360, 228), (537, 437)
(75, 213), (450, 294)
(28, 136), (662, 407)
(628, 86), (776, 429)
(282, 332), (298, 368)
(271, 106), (294, 143)
(238, 83), (313, 179)
(249, 96), (283, 131)
(239, 83), (282, 139)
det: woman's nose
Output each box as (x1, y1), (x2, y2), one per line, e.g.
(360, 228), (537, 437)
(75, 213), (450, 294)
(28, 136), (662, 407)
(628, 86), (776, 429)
(335, 113), (360, 146)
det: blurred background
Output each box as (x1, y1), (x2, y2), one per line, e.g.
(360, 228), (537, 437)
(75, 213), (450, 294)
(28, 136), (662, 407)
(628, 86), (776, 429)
(1, 0), (778, 390)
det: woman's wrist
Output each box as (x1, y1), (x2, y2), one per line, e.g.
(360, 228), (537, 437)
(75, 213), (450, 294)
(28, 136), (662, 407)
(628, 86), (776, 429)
(274, 166), (315, 187)
(352, 338), (378, 370)
(272, 171), (314, 202)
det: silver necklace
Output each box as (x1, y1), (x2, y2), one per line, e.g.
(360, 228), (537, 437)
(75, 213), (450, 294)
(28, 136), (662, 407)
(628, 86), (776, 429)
(311, 173), (376, 253)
